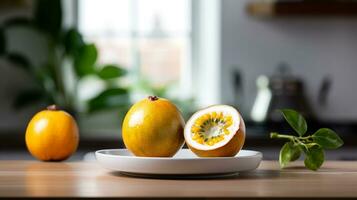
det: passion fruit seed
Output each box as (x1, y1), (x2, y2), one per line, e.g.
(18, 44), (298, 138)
(190, 112), (233, 146)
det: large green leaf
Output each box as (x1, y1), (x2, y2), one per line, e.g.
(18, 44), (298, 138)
(13, 88), (46, 108)
(312, 128), (344, 149)
(88, 88), (129, 113)
(0, 27), (5, 55)
(34, 0), (62, 39)
(304, 145), (324, 171)
(63, 28), (84, 57)
(6, 53), (31, 70)
(97, 65), (126, 80)
(280, 109), (308, 136)
(74, 44), (97, 77)
(279, 142), (301, 168)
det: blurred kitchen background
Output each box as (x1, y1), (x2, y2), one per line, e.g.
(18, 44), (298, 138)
(1, 0), (357, 160)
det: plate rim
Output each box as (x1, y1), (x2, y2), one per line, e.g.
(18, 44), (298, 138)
(95, 148), (263, 160)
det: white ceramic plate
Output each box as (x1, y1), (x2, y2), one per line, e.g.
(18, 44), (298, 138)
(95, 149), (262, 176)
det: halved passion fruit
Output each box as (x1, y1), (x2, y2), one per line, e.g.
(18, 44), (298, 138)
(184, 105), (246, 157)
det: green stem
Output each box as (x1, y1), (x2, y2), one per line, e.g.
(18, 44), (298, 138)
(271, 132), (312, 152)
(300, 135), (312, 140)
(270, 132), (294, 141)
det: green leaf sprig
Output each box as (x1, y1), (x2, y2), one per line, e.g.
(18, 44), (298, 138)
(270, 109), (344, 171)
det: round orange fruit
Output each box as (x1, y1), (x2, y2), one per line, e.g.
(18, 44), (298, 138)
(122, 96), (185, 157)
(184, 105), (245, 157)
(25, 105), (79, 161)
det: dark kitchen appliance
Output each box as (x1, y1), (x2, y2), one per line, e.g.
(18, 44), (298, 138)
(266, 62), (315, 122)
(251, 62), (325, 123)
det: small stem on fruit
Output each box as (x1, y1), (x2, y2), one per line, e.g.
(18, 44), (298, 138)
(47, 104), (58, 111)
(148, 96), (159, 101)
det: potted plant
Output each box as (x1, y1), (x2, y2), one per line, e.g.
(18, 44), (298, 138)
(0, 0), (130, 120)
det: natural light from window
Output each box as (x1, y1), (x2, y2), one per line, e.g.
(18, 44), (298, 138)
(78, 0), (191, 97)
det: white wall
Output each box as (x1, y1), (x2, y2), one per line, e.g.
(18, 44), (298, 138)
(220, 0), (357, 121)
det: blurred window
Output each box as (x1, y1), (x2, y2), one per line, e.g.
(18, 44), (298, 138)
(78, 0), (191, 90)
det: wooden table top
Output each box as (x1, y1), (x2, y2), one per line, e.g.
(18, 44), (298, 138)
(0, 160), (357, 198)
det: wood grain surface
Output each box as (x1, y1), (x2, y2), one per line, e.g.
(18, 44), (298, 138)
(0, 160), (357, 198)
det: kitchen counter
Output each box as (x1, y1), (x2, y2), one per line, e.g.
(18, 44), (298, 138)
(1, 160), (357, 199)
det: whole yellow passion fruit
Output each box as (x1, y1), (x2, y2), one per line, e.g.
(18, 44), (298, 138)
(25, 105), (79, 161)
(122, 96), (185, 157)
